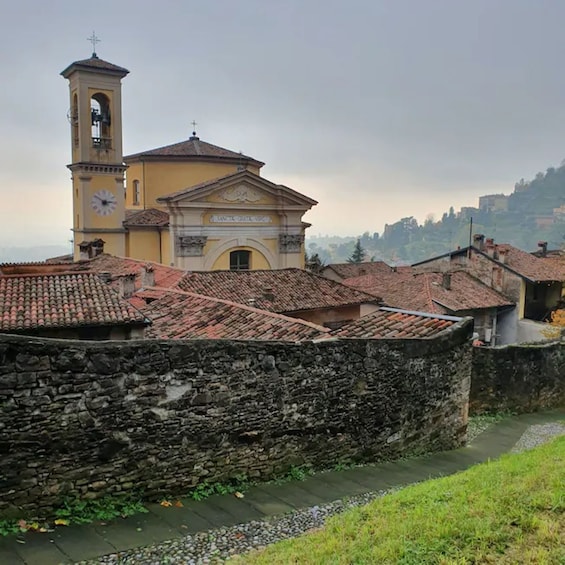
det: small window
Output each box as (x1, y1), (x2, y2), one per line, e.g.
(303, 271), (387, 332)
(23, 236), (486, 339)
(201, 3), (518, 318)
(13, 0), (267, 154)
(133, 180), (141, 205)
(230, 250), (250, 271)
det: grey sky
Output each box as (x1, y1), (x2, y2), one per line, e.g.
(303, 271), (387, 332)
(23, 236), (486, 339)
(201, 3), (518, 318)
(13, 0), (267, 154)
(2, 0), (565, 246)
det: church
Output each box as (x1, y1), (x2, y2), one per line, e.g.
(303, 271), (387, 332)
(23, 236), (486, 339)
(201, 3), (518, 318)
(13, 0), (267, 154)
(61, 49), (317, 270)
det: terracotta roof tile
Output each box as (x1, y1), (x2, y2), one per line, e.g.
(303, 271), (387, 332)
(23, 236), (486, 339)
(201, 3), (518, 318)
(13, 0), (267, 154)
(0, 272), (147, 332)
(175, 268), (381, 313)
(333, 308), (460, 339)
(123, 208), (169, 227)
(136, 289), (329, 341)
(494, 244), (565, 282)
(124, 136), (263, 166)
(68, 254), (185, 291)
(344, 270), (513, 314)
(323, 262), (411, 280)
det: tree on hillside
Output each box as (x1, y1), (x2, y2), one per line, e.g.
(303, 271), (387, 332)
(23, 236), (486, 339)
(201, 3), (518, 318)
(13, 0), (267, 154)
(347, 239), (367, 263)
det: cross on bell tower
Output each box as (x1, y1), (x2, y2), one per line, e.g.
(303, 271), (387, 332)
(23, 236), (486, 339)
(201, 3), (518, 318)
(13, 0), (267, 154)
(87, 31), (100, 57)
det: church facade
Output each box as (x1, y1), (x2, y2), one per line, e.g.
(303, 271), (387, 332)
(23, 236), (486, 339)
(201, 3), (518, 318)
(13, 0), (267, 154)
(61, 52), (317, 270)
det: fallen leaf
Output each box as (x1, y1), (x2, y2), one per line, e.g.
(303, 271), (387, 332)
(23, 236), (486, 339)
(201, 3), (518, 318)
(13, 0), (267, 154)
(54, 518), (69, 526)
(38, 527), (48, 533)
(174, 500), (184, 508)
(234, 492), (244, 499)
(17, 519), (27, 529)
(160, 500), (173, 507)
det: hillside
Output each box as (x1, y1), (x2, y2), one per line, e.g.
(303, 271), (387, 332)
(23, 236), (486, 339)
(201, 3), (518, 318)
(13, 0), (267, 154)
(307, 163), (565, 264)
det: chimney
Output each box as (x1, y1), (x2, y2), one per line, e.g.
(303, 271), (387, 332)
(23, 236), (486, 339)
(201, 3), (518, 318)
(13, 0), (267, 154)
(91, 239), (105, 257)
(442, 272), (452, 290)
(485, 238), (495, 257)
(537, 241), (548, 257)
(498, 248), (507, 264)
(98, 271), (112, 284)
(118, 273), (136, 298)
(142, 264), (155, 287)
(473, 234), (485, 251)
(263, 286), (275, 302)
(78, 241), (91, 261)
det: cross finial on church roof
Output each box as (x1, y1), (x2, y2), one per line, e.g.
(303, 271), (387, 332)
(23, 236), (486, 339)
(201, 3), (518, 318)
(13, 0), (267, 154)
(191, 120), (198, 136)
(88, 31), (101, 57)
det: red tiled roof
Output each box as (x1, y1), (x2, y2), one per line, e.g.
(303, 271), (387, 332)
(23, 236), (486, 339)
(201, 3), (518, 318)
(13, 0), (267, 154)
(137, 289), (329, 341)
(175, 269), (381, 313)
(0, 272), (147, 332)
(60, 55), (129, 78)
(123, 208), (169, 227)
(494, 244), (565, 282)
(0, 262), (80, 276)
(332, 308), (460, 339)
(69, 254), (185, 291)
(323, 262), (411, 280)
(124, 136), (264, 167)
(344, 270), (513, 314)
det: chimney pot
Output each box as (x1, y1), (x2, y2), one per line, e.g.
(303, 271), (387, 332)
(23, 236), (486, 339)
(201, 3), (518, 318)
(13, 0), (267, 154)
(537, 241), (548, 256)
(98, 271), (112, 284)
(263, 286), (275, 302)
(473, 234), (485, 251)
(142, 264), (156, 287)
(118, 273), (136, 298)
(442, 272), (452, 290)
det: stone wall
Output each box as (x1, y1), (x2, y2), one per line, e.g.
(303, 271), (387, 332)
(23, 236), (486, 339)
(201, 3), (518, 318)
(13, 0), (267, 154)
(0, 323), (471, 517)
(470, 341), (565, 414)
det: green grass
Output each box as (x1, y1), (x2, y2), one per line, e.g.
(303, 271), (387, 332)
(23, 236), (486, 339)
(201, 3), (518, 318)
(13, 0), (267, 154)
(239, 436), (565, 564)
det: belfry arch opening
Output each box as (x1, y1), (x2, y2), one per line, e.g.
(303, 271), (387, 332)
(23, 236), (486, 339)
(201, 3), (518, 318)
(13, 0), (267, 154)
(90, 93), (111, 149)
(71, 93), (79, 147)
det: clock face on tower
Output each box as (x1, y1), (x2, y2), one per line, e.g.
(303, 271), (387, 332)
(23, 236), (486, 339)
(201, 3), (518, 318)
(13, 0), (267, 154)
(91, 189), (118, 216)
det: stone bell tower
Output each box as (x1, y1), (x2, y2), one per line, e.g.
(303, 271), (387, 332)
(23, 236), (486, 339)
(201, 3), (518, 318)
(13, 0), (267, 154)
(61, 35), (129, 260)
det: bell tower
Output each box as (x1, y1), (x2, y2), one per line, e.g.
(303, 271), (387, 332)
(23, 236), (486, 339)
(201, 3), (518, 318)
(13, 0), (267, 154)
(61, 37), (129, 260)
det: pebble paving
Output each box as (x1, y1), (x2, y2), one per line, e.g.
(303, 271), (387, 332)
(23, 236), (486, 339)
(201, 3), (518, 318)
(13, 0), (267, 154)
(78, 419), (565, 565)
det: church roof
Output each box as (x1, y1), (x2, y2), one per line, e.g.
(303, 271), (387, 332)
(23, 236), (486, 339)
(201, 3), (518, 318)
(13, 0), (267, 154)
(124, 135), (264, 167)
(60, 54), (129, 78)
(124, 208), (169, 227)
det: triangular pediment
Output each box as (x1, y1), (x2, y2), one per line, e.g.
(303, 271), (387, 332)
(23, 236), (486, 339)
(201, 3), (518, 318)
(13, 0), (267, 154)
(157, 171), (317, 209)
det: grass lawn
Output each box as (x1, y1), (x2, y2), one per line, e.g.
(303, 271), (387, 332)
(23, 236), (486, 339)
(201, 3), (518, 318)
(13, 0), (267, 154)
(238, 436), (564, 564)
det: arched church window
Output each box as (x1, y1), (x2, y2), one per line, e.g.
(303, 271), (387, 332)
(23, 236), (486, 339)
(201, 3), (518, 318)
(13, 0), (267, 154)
(230, 250), (251, 271)
(90, 93), (111, 150)
(133, 180), (141, 205)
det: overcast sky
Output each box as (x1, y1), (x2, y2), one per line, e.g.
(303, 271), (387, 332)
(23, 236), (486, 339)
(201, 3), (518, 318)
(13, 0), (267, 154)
(2, 0), (565, 247)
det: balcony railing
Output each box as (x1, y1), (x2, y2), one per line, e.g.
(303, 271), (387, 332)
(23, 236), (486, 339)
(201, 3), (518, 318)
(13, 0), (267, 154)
(92, 137), (112, 150)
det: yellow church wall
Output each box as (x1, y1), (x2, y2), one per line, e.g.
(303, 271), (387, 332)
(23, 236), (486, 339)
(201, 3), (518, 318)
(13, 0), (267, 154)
(124, 160), (261, 209)
(126, 230), (163, 263)
(211, 247), (270, 271)
(161, 230), (171, 266)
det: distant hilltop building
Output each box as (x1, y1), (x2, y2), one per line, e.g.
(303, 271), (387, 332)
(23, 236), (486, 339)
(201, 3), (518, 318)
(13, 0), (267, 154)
(478, 194), (509, 213)
(61, 50), (316, 270)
